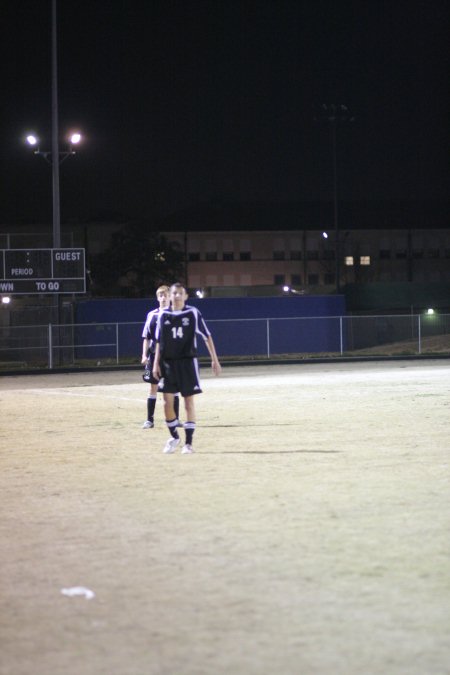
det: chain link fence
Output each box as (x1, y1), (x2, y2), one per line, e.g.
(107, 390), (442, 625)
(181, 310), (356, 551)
(0, 313), (449, 371)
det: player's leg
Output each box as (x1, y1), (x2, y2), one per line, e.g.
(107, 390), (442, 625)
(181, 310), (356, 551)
(143, 355), (158, 428)
(181, 395), (196, 454)
(158, 359), (181, 453)
(174, 394), (181, 424)
(143, 383), (158, 428)
(162, 392), (181, 453)
(178, 358), (202, 454)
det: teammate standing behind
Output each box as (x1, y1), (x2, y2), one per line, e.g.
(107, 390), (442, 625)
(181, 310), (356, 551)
(153, 282), (221, 454)
(141, 285), (180, 428)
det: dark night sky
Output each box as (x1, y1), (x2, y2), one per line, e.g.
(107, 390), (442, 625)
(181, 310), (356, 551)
(1, 0), (449, 225)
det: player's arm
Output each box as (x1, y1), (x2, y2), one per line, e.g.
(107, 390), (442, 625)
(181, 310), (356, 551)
(141, 338), (150, 365)
(152, 342), (161, 380)
(141, 312), (152, 364)
(205, 335), (221, 376)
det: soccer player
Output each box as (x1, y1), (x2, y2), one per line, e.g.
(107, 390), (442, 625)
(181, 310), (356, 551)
(152, 282), (221, 454)
(141, 285), (180, 428)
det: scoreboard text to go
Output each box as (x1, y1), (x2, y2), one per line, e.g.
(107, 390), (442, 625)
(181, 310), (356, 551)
(0, 248), (86, 294)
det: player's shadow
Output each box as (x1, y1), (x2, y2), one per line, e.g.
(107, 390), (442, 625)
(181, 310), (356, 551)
(202, 450), (340, 454)
(200, 423), (340, 452)
(202, 423), (311, 428)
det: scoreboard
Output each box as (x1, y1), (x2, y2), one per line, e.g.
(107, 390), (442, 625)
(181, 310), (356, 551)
(0, 248), (86, 295)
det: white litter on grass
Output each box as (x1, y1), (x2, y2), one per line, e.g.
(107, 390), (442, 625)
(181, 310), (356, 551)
(61, 586), (95, 600)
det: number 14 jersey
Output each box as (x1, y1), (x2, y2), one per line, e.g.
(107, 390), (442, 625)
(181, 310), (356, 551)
(155, 305), (211, 359)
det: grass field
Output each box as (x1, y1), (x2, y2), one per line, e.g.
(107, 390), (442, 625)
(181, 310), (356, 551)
(1, 360), (449, 675)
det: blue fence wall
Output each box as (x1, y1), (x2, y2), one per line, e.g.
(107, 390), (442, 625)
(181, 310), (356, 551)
(75, 295), (346, 358)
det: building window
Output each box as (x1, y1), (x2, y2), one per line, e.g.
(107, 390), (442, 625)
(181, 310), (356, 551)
(379, 250), (391, 259)
(291, 274), (302, 286)
(322, 249), (335, 260)
(345, 256), (354, 266)
(189, 252), (200, 262)
(273, 251), (285, 260)
(290, 250), (302, 260)
(274, 274), (285, 285)
(428, 249), (440, 258)
(240, 252), (251, 261)
(308, 274), (319, 285)
(239, 239), (251, 256)
(412, 249), (424, 259)
(307, 250), (319, 260)
(396, 250), (407, 259)
(324, 273), (335, 285)
(223, 252), (234, 261)
(205, 252), (218, 261)
(360, 256), (371, 265)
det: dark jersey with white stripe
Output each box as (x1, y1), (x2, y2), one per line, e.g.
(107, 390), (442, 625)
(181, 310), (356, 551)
(155, 305), (210, 359)
(141, 307), (161, 354)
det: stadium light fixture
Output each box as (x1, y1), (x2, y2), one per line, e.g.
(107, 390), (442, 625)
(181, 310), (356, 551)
(322, 231), (329, 239)
(26, 130), (83, 163)
(426, 308), (435, 315)
(26, 134), (39, 146)
(1, 296), (11, 305)
(195, 289), (204, 298)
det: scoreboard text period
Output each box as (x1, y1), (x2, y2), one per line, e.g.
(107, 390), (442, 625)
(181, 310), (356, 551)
(0, 249), (86, 294)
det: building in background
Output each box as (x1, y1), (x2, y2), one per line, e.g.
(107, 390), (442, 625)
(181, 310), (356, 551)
(1, 200), (449, 305)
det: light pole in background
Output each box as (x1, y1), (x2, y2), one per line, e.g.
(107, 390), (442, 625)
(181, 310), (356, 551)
(25, 0), (83, 248)
(316, 104), (354, 293)
(24, 1), (83, 366)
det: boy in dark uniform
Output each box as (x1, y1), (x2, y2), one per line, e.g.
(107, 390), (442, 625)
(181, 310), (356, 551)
(141, 285), (180, 428)
(153, 282), (221, 454)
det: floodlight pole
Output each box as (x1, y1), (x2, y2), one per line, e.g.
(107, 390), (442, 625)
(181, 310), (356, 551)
(51, 0), (61, 248)
(317, 104), (354, 294)
(331, 120), (339, 292)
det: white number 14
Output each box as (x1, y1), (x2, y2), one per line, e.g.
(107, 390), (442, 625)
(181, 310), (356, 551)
(171, 326), (184, 339)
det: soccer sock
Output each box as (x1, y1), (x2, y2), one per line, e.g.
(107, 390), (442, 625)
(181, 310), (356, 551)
(174, 395), (180, 420)
(147, 395), (157, 421)
(184, 421), (196, 445)
(166, 418), (180, 440)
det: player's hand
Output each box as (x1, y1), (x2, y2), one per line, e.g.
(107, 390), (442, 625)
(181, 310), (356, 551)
(141, 356), (148, 365)
(152, 366), (160, 380)
(212, 360), (221, 376)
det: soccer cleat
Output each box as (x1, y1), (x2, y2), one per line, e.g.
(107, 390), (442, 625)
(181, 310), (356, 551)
(163, 437), (180, 454)
(142, 420), (154, 429)
(181, 444), (194, 455)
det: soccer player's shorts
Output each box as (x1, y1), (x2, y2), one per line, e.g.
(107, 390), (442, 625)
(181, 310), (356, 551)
(158, 358), (203, 397)
(143, 352), (159, 385)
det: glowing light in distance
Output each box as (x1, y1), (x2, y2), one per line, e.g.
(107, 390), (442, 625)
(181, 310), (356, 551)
(70, 133), (82, 144)
(26, 135), (38, 146)
(1, 296), (11, 304)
